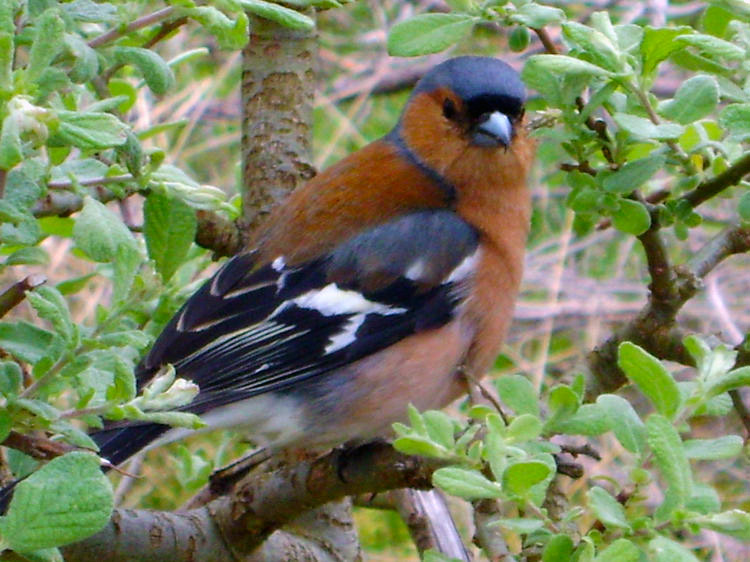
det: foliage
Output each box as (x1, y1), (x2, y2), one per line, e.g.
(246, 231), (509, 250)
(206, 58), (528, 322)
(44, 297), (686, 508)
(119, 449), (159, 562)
(0, 0), (748, 560)
(395, 337), (750, 559)
(386, 0), (750, 559)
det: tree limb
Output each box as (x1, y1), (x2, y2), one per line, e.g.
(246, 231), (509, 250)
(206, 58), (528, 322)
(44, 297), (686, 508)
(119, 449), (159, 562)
(62, 443), (443, 561)
(585, 225), (750, 397)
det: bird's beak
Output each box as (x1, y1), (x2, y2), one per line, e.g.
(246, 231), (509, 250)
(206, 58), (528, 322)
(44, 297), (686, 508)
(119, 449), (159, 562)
(473, 111), (512, 148)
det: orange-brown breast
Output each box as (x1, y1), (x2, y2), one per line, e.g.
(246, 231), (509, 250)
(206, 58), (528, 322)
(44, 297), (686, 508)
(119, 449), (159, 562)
(250, 140), (451, 264)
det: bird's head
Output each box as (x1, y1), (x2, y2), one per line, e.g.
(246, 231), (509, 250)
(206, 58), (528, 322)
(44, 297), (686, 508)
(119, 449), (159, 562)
(390, 56), (532, 198)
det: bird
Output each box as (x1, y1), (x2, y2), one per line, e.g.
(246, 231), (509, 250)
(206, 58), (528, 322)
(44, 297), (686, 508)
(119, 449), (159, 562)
(18, 56), (536, 478)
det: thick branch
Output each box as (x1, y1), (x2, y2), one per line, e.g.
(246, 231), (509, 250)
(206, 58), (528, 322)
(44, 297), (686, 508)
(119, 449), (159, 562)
(241, 14), (317, 230)
(62, 443), (442, 561)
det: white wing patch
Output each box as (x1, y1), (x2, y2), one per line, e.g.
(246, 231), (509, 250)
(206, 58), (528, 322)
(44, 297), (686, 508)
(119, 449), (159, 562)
(287, 283), (406, 317)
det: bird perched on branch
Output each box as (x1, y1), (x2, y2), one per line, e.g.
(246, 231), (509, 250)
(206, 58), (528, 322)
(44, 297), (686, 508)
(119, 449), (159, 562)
(86, 56), (534, 467)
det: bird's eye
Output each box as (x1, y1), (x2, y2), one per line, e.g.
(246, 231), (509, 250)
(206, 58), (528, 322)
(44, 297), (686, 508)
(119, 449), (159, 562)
(443, 98), (457, 120)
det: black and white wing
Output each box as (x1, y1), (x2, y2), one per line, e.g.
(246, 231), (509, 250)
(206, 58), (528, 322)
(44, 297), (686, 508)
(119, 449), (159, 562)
(139, 209), (480, 415)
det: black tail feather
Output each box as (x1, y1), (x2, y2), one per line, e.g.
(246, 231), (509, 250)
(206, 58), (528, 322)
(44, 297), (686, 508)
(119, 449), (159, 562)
(90, 422), (171, 468)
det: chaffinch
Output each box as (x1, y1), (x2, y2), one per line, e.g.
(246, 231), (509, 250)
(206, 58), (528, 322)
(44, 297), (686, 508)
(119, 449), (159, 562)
(89, 55), (535, 467)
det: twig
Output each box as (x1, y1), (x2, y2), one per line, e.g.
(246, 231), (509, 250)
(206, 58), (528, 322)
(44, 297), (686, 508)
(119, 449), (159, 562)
(1, 431), (73, 460)
(47, 174), (134, 190)
(637, 209), (677, 304)
(532, 27), (560, 54)
(559, 442), (601, 460)
(0, 275), (46, 319)
(87, 7), (175, 49)
(682, 152), (750, 209)
(587, 224), (750, 398)
(729, 390), (750, 438)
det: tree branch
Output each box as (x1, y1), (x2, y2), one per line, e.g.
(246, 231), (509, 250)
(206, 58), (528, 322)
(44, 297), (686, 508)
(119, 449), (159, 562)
(585, 225), (750, 397)
(62, 443), (443, 561)
(681, 152), (750, 209)
(87, 7), (176, 49)
(0, 275), (45, 319)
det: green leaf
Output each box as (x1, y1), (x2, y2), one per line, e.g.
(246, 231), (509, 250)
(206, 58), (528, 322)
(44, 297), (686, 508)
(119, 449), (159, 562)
(506, 413), (542, 443)
(588, 486), (630, 530)
(614, 113), (684, 139)
(73, 197), (139, 262)
(64, 33), (98, 83)
(112, 243), (143, 303)
(594, 539), (640, 562)
(104, 354), (136, 403)
(62, 0), (118, 23)
(706, 365), (750, 397)
(490, 518), (544, 535)
(502, 460), (551, 497)
(113, 47), (175, 95)
(640, 26), (693, 77)
(596, 394), (646, 454)
(677, 34), (745, 61)
(387, 14), (476, 57)
(0, 33), (12, 91)
(548, 385), (579, 419)
(392, 436), (448, 458)
(658, 75), (718, 124)
(26, 286), (76, 346)
(0, 409), (10, 443)
(720, 103), (750, 140)
(683, 435), (743, 460)
(648, 536), (700, 562)
(618, 342), (680, 418)
(54, 111), (129, 149)
(494, 374), (539, 416)
(510, 3), (564, 28)
(739, 191), (750, 222)
(432, 467), (503, 500)
(180, 7), (248, 50)
(0, 321), (60, 364)
(0, 452), (113, 551)
(28, 9), (65, 83)
(602, 155), (665, 193)
(238, 0), (315, 31)
(524, 54), (613, 78)
(646, 414), (692, 512)
(5, 247), (49, 266)
(144, 191), (197, 282)
(687, 482), (721, 514)
(690, 509), (750, 540)
(562, 22), (622, 72)
(0, 112), (23, 170)
(542, 534), (574, 562)
(422, 410), (456, 450)
(547, 403), (611, 436)
(0, 361), (22, 397)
